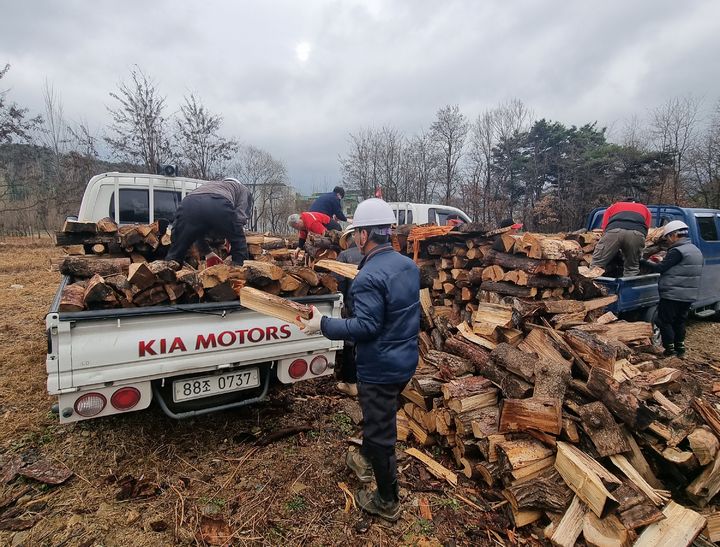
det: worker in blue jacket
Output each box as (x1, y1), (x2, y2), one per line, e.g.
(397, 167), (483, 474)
(641, 220), (703, 357)
(309, 186), (347, 230)
(300, 198), (420, 522)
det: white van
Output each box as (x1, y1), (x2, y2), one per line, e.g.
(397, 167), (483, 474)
(387, 202), (471, 225)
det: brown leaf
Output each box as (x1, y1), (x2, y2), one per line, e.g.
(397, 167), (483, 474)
(19, 459), (73, 485)
(0, 514), (40, 531)
(0, 453), (23, 484)
(114, 475), (160, 500)
(198, 515), (232, 545)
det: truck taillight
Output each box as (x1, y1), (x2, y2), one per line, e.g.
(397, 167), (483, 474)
(74, 393), (107, 417)
(288, 359), (308, 379)
(111, 387), (141, 410)
(310, 355), (328, 375)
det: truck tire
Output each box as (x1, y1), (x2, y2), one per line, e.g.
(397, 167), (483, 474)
(643, 305), (662, 347)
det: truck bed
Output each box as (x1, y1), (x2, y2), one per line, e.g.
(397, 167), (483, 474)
(47, 276), (343, 395)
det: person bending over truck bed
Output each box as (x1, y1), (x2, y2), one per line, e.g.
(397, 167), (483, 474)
(299, 198), (420, 522)
(287, 212), (332, 250)
(166, 177), (252, 266)
(591, 198), (651, 277)
(309, 186), (347, 231)
(641, 220), (703, 357)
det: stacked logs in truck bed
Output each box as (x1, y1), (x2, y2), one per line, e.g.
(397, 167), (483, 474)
(54, 219), (352, 312)
(398, 281), (720, 545)
(57, 256), (348, 312)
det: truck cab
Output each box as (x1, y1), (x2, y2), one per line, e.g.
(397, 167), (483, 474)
(586, 205), (720, 318)
(386, 202), (471, 226)
(77, 172), (204, 224)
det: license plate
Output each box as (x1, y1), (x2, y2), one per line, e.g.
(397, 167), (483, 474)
(173, 368), (260, 402)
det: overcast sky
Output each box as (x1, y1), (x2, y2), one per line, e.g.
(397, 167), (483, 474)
(2, 0), (719, 194)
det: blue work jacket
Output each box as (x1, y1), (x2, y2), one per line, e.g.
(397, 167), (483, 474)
(309, 192), (347, 221)
(321, 243), (420, 383)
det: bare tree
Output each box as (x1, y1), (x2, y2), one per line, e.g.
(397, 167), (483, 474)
(0, 64), (41, 144)
(688, 100), (720, 208)
(339, 128), (382, 199)
(430, 104), (468, 204)
(104, 67), (171, 172)
(175, 94), (238, 179)
(232, 145), (289, 232)
(0, 64), (42, 221)
(464, 99), (532, 223)
(405, 130), (440, 203)
(650, 95), (700, 204)
(621, 115), (648, 150)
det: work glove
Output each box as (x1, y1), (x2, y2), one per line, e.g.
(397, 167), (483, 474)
(299, 305), (324, 334)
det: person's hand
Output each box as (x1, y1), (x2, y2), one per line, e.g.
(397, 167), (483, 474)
(649, 254), (662, 263)
(299, 306), (324, 334)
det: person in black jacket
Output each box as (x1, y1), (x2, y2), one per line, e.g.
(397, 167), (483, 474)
(641, 220), (703, 357)
(167, 177), (252, 265)
(299, 198), (420, 522)
(309, 186), (347, 230)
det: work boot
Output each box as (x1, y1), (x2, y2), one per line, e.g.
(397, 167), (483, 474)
(337, 382), (358, 397)
(355, 488), (401, 522)
(346, 449), (373, 483)
(663, 343), (675, 357)
(675, 342), (686, 358)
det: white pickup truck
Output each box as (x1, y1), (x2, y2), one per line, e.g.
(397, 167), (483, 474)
(46, 172), (343, 423)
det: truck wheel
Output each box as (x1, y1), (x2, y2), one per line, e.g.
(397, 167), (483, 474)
(643, 305), (662, 347)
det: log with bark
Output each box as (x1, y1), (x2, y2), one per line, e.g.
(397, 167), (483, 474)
(60, 257), (131, 278)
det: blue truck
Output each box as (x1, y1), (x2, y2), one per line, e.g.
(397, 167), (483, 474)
(585, 206), (720, 323)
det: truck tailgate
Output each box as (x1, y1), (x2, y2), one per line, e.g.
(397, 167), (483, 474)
(594, 274), (660, 314)
(46, 297), (342, 393)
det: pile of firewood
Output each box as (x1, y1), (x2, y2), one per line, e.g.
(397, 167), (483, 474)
(392, 228), (719, 545)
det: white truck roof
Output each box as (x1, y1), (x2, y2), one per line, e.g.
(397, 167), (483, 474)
(77, 172), (207, 223)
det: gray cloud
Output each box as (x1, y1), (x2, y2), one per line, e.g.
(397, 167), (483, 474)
(1, 0), (718, 193)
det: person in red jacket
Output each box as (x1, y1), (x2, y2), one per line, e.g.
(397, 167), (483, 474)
(287, 211), (332, 249)
(590, 199), (651, 277)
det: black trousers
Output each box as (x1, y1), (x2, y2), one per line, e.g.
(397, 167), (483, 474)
(357, 381), (407, 502)
(656, 298), (692, 348)
(326, 219), (342, 231)
(167, 194), (249, 265)
(336, 342), (357, 383)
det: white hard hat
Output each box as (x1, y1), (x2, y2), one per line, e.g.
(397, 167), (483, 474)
(352, 198), (396, 228)
(339, 225), (355, 249)
(662, 220), (689, 238)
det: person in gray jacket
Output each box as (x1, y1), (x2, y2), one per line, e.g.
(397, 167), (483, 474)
(167, 177), (253, 265)
(641, 220), (703, 357)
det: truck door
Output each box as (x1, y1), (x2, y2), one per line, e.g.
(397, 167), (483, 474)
(694, 213), (720, 309)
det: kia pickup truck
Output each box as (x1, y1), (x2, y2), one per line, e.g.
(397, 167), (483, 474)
(46, 172), (342, 423)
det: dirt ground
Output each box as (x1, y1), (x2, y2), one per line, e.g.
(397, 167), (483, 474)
(1, 237), (719, 547)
